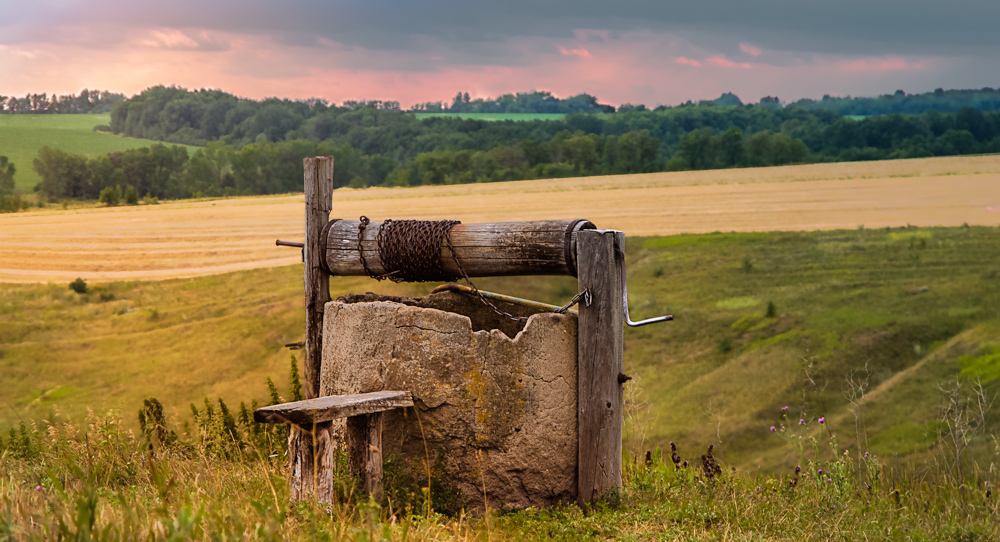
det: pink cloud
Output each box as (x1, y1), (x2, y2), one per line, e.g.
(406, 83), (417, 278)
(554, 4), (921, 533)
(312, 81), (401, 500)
(0, 26), (946, 110)
(834, 57), (924, 72)
(706, 55), (752, 69)
(558, 46), (591, 58)
(739, 43), (761, 57)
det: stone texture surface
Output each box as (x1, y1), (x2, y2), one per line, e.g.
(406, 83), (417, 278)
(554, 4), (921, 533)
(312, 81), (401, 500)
(320, 291), (578, 510)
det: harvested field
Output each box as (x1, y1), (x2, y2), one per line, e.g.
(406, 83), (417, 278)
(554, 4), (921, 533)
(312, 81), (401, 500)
(2, 154), (999, 283)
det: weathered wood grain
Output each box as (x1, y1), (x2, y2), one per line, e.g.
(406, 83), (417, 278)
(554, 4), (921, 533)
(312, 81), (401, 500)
(304, 157), (334, 398)
(255, 391), (413, 425)
(576, 229), (624, 506)
(347, 412), (385, 498)
(290, 156), (334, 502)
(324, 219), (594, 278)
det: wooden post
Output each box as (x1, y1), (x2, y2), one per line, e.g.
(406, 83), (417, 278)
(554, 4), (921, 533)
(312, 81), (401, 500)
(303, 156), (334, 398)
(347, 412), (384, 499)
(576, 229), (624, 506)
(289, 156), (335, 502)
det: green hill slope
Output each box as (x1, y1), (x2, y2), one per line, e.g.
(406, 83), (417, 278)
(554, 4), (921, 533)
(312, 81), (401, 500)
(2, 226), (998, 472)
(0, 114), (197, 193)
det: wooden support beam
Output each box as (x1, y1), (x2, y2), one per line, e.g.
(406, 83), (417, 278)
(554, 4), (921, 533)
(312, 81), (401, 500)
(255, 391), (413, 425)
(576, 229), (625, 506)
(289, 156), (334, 502)
(348, 412), (385, 499)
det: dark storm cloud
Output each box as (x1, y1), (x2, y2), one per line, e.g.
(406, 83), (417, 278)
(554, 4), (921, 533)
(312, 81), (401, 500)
(6, 0), (1000, 58)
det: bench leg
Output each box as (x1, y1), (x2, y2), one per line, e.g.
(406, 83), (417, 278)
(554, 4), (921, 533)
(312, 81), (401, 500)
(347, 412), (383, 499)
(288, 422), (336, 503)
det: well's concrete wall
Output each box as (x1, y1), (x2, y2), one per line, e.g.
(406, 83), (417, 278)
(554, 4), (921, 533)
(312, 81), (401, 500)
(320, 291), (577, 510)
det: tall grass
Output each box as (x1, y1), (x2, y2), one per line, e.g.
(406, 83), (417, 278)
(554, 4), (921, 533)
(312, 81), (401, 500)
(3, 395), (998, 540)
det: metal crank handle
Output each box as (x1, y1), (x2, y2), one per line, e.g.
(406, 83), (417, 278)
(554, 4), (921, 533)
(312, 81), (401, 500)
(616, 244), (673, 327)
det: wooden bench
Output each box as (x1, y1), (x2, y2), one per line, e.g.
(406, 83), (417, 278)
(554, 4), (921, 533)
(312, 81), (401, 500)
(255, 390), (413, 497)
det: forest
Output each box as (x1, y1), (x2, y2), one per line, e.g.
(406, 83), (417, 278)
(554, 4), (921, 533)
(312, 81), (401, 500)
(4, 85), (1000, 201)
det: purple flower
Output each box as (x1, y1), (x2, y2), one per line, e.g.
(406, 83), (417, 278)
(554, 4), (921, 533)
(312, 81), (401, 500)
(781, 406), (789, 411)
(799, 419), (805, 424)
(35, 485), (42, 491)
(827, 478), (832, 483)
(817, 469), (823, 474)
(770, 426), (776, 431)
(818, 417), (826, 424)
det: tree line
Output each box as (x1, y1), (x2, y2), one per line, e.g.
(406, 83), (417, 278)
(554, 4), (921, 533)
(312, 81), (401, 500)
(0, 89), (126, 114)
(411, 90), (616, 113)
(787, 88), (1000, 116)
(27, 105), (1000, 203)
(6, 85), (1000, 207)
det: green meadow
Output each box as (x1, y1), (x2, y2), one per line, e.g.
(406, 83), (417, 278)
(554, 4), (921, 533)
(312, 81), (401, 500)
(0, 114), (197, 193)
(3, 226), (998, 468)
(413, 112), (567, 122)
(3, 225), (1000, 538)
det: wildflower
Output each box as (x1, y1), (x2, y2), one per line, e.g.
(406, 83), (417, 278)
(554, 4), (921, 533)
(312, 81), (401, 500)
(781, 406), (789, 411)
(799, 419), (805, 424)
(35, 485), (42, 491)
(818, 417), (825, 424)
(827, 478), (832, 483)
(864, 451), (869, 459)
(770, 426), (776, 431)
(817, 469), (823, 474)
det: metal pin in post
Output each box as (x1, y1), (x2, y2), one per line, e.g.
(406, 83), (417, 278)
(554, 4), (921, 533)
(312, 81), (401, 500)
(276, 239), (305, 262)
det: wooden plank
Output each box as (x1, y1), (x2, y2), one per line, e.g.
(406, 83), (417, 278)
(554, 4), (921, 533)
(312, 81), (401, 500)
(323, 219), (594, 278)
(576, 229), (624, 506)
(290, 155), (334, 503)
(347, 412), (385, 498)
(255, 391), (414, 425)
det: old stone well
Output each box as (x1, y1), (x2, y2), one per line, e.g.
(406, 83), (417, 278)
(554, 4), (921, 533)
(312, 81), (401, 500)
(319, 289), (578, 510)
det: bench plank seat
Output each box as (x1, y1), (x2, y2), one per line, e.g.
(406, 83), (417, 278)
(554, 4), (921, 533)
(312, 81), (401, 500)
(254, 390), (412, 426)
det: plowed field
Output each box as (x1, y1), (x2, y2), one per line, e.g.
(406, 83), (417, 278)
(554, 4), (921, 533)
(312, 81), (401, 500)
(3, 154), (999, 282)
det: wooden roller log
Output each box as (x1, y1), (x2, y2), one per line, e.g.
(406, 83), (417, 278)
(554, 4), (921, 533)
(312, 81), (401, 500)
(322, 219), (595, 278)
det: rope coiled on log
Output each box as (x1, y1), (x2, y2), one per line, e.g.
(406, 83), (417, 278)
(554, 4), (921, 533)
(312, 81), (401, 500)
(357, 216), (463, 283)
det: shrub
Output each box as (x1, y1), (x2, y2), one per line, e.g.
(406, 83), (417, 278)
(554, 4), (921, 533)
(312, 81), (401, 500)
(124, 184), (138, 205)
(69, 277), (88, 294)
(766, 300), (777, 318)
(98, 184), (121, 206)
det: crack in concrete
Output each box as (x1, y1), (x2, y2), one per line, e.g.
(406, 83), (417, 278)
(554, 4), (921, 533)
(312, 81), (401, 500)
(394, 324), (463, 334)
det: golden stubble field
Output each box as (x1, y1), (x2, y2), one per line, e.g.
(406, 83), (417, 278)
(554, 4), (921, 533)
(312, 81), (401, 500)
(2, 154), (1000, 283)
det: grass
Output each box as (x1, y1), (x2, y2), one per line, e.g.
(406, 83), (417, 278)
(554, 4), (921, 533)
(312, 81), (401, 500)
(413, 113), (567, 122)
(0, 114), (198, 193)
(4, 226), (1000, 474)
(3, 225), (1000, 538)
(1, 406), (997, 540)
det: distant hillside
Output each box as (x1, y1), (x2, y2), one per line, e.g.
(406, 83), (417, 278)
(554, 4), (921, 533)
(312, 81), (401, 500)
(0, 114), (196, 193)
(3, 226), (998, 473)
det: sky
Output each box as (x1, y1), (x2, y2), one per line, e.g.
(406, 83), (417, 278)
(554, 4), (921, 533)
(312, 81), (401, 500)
(2, 0), (999, 108)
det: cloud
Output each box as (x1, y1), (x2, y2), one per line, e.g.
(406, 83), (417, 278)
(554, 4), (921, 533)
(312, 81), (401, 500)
(706, 55), (752, 69)
(559, 46), (591, 58)
(833, 56), (925, 73)
(137, 29), (231, 52)
(1, 1), (998, 109)
(739, 43), (761, 56)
